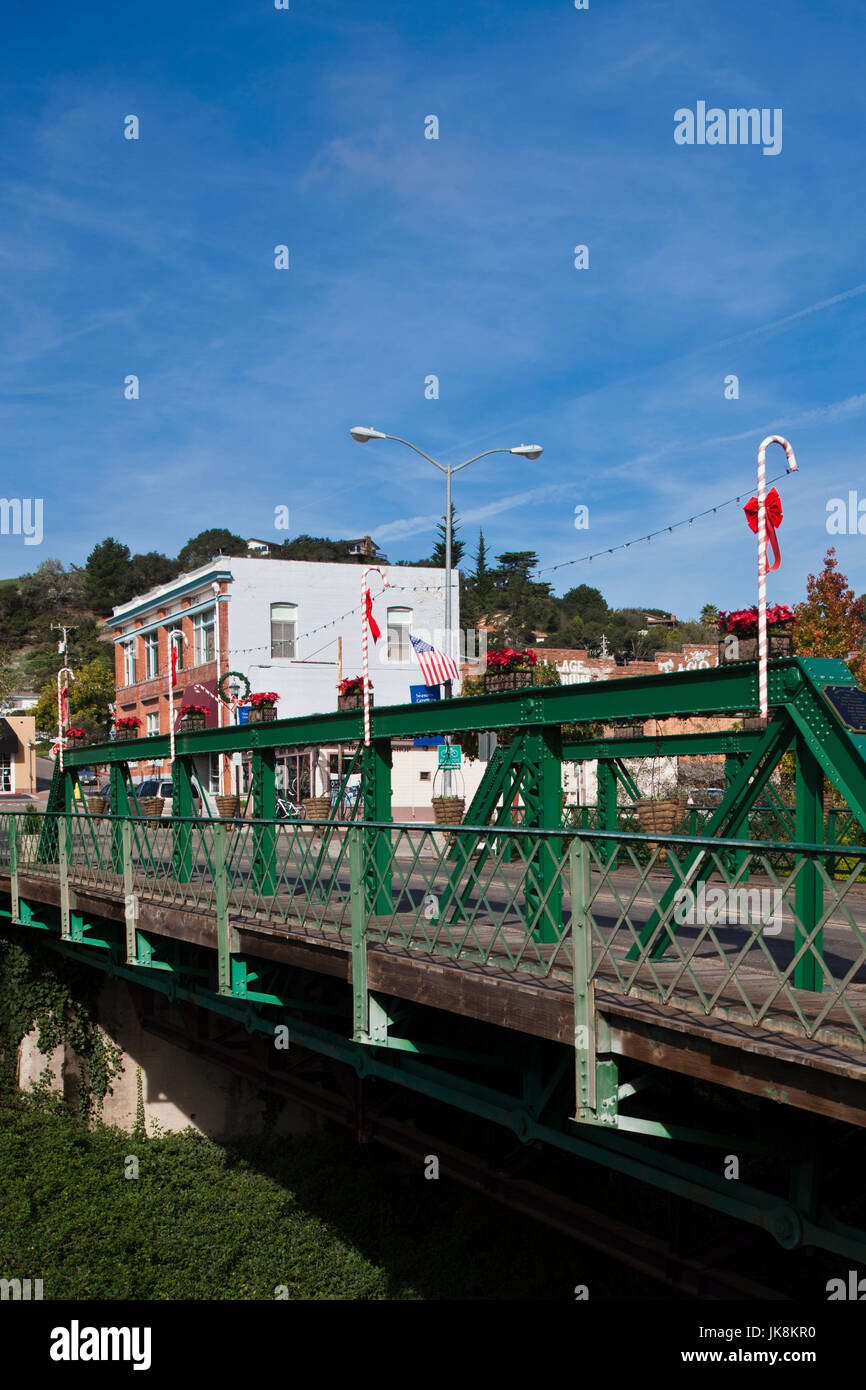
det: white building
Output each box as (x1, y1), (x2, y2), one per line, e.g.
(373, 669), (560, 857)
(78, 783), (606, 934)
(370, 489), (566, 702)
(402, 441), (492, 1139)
(108, 556), (461, 812)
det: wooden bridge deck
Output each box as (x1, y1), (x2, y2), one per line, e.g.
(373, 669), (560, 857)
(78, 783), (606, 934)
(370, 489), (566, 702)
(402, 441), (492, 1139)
(6, 851), (866, 1130)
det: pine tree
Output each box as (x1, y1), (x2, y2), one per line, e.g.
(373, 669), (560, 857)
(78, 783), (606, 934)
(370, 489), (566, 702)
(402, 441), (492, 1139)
(794, 547), (866, 685)
(474, 530), (489, 587)
(430, 504), (465, 568)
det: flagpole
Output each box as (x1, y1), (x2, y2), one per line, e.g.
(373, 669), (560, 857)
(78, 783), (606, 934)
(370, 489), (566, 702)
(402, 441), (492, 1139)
(755, 436), (798, 722)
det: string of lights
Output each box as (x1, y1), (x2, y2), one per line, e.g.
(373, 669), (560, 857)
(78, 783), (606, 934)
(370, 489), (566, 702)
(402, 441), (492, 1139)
(538, 470), (792, 575)
(186, 471), (794, 667)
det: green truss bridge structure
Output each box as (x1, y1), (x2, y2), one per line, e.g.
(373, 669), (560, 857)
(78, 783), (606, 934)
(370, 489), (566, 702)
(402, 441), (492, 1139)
(5, 654), (866, 1288)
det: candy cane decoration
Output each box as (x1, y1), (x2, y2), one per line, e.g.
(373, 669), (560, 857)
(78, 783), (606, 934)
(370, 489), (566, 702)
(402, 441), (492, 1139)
(361, 566), (388, 747)
(57, 667), (75, 773)
(168, 628), (190, 766)
(756, 435), (798, 721)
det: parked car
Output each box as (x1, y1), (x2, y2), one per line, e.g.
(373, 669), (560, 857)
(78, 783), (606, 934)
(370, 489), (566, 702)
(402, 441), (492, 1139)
(133, 778), (203, 816)
(76, 766), (99, 792)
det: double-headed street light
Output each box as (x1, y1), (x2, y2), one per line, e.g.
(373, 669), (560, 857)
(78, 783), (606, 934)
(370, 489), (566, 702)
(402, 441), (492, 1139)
(349, 427), (543, 671)
(350, 427), (543, 797)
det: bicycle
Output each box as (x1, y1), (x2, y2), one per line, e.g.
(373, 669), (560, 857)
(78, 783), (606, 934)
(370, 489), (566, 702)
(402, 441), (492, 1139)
(275, 792), (306, 820)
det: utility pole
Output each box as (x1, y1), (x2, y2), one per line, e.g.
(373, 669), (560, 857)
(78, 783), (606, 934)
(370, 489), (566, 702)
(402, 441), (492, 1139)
(51, 623), (76, 657)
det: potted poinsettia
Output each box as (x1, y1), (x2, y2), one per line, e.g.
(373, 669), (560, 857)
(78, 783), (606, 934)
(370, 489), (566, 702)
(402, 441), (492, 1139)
(338, 677), (372, 712)
(114, 715), (141, 742)
(247, 691), (279, 724)
(66, 727), (86, 744)
(718, 604), (794, 665)
(178, 702), (210, 733)
(483, 648), (539, 694)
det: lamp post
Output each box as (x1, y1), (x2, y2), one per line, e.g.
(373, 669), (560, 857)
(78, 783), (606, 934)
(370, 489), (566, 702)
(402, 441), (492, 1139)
(349, 428), (542, 672)
(349, 428), (542, 794)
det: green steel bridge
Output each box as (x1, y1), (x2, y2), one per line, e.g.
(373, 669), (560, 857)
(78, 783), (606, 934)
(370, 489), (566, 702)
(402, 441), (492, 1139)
(5, 654), (866, 1289)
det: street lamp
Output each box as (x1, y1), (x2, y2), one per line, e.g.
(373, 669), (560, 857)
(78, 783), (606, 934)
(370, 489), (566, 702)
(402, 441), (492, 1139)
(349, 427), (543, 794)
(348, 428), (543, 670)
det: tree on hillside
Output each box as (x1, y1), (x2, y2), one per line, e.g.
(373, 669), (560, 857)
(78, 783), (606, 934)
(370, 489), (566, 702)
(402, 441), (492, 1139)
(794, 547), (866, 685)
(84, 538), (132, 614)
(129, 551), (178, 595)
(700, 603), (720, 627)
(34, 658), (116, 739)
(430, 505), (465, 569)
(176, 529), (248, 574)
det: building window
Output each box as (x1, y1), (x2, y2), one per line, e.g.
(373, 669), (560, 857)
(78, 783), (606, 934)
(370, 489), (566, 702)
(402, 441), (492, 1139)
(419, 770), (431, 781)
(146, 712), (160, 738)
(271, 603), (298, 659)
(144, 632), (159, 680)
(193, 608), (215, 665)
(165, 622), (184, 672)
(208, 753), (220, 795)
(387, 607), (412, 662)
(122, 640), (136, 686)
(0, 756), (10, 792)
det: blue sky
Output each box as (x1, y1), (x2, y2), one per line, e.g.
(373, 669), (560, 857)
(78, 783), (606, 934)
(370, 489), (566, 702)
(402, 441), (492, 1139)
(2, 0), (865, 618)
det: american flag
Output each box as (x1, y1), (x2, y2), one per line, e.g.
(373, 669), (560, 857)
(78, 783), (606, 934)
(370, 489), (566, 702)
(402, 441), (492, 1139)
(409, 633), (460, 687)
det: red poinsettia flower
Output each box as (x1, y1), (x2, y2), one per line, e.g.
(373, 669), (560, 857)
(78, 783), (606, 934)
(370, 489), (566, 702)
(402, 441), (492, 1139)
(179, 703), (210, 718)
(338, 677), (370, 696)
(247, 691), (279, 708)
(718, 605), (795, 637)
(485, 647), (538, 672)
(115, 715), (141, 730)
(66, 728), (85, 739)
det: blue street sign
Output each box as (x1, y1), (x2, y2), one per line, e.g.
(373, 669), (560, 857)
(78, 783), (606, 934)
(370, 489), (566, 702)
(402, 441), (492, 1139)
(410, 684), (444, 747)
(237, 706), (250, 725)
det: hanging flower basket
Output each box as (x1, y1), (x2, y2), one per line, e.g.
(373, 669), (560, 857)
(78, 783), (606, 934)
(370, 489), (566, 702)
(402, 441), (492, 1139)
(338, 677), (371, 711)
(717, 606), (794, 664)
(303, 796), (332, 821)
(246, 691), (279, 723)
(635, 798), (687, 835)
(140, 796), (164, 818)
(114, 716), (141, 742)
(87, 796), (107, 817)
(432, 796), (465, 826)
(178, 703), (208, 733)
(338, 691), (372, 711)
(483, 648), (538, 693)
(215, 795), (241, 819)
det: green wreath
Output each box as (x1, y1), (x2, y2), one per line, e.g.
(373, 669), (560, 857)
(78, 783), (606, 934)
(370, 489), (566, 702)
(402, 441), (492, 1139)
(218, 670), (251, 707)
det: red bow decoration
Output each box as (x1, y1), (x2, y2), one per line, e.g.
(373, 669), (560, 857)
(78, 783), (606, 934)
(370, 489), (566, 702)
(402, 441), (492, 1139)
(60, 684), (70, 728)
(171, 644), (178, 688)
(365, 587), (380, 643)
(744, 487), (784, 572)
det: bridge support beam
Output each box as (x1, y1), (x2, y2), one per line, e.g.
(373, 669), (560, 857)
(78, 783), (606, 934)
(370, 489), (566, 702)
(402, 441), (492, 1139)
(251, 749), (277, 895)
(523, 725), (564, 943)
(794, 734), (824, 992)
(362, 739), (392, 916)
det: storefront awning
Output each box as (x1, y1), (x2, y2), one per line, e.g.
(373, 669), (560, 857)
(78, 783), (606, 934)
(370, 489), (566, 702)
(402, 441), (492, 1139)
(0, 719), (18, 753)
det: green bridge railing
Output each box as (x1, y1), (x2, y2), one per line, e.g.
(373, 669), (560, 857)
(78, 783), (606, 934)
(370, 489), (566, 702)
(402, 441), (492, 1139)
(3, 808), (866, 1056)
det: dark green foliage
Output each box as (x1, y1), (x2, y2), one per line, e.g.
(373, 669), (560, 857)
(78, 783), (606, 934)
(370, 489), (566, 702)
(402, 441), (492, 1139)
(83, 538), (133, 614)
(429, 504), (465, 568)
(175, 529), (248, 575)
(0, 1094), (653, 1300)
(272, 534), (388, 565)
(0, 932), (122, 1120)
